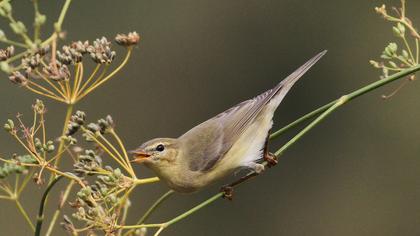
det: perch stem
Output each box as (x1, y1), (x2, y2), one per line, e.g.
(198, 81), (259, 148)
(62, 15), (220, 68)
(45, 180), (75, 236)
(271, 64), (420, 139)
(123, 190), (175, 236)
(35, 176), (63, 236)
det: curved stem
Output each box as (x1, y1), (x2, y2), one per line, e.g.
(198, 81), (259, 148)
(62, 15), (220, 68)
(45, 180), (75, 236)
(275, 96), (348, 156)
(139, 190), (174, 224)
(271, 64), (420, 140)
(123, 190), (174, 236)
(54, 0), (73, 33)
(35, 176), (63, 236)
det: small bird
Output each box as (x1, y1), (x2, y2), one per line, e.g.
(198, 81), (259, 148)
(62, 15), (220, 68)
(131, 50), (326, 194)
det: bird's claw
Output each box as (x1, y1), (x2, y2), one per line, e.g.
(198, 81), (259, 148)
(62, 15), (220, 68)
(220, 185), (234, 201)
(264, 152), (278, 168)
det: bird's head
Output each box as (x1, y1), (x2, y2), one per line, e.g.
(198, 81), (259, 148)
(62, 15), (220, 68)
(130, 138), (180, 170)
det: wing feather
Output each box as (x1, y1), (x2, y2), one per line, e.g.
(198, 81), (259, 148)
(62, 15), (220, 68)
(183, 50), (326, 171)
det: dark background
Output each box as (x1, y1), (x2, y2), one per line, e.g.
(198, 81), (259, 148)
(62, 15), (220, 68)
(1, 0), (420, 235)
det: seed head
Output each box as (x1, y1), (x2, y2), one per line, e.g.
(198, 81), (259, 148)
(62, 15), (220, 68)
(9, 71), (27, 86)
(87, 37), (116, 64)
(0, 46), (14, 61)
(115, 32), (140, 46)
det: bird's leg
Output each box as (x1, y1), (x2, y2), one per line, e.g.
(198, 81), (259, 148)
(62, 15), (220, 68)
(221, 131), (278, 200)
(263, 131), (278, 168)
(221, 172), (258, 200)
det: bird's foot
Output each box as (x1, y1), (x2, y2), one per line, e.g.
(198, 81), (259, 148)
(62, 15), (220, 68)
(220, 185), (234, 201)
(264, 152), (278, 168)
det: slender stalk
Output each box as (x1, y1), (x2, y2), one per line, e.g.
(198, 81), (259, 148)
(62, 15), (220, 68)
(94, 136), (133, 174)
(133, 177), (160, 185)
(0, 195), (11, 200)
(117, 199), (131, 236)
(76, 48), (132, 102)
(25, 85), (66, 103)
(76, 64), (105, 97)
(71, 63), (81, 101)
(109, 129), (133, 173)
(275, 96), (348, 156)
(117, 223), (164, 230)
(53, 104), (74, 168)
(123, 190), (174, 236)
(139, 190), (174, 224)
(18, 170), (34, 195)
(26, 80), (57, 96)
(416, 38), (419, 64)
(15, 198), (36, 232)
(97, 133), (130, 169)
(33, 0), (41, 41)
(36, 71), (67, 99)
(117, 193), (223, 233)
(402, 36), (415, 64)
(271, 64), (420, 140)
(35, 176), (63, 236)
(0, 38), (29, 48)
(45, 180), (75, 236)
(54, 0), (73, 33)
(72, 63), (84, 102)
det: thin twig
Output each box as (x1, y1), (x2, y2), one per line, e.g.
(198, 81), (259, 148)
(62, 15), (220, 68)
(35, 176), (63, 236)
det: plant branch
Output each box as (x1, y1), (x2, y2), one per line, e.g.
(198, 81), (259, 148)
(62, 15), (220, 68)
(35, 176), (63, 236)
(54, 0), (72, 33)
(45, 180), (75, 236)
(271, 64), (420, 139)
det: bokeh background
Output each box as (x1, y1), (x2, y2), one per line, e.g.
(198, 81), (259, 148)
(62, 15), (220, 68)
(1, 0), (420, 235)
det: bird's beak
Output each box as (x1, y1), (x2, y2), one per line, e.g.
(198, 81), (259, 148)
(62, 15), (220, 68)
(129, 149), (151, 163)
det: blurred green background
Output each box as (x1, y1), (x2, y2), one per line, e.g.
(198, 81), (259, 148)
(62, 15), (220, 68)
(1, 0), (420, 235)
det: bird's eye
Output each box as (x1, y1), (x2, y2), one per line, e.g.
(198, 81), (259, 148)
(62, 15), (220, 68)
(155, 144), (165, 152)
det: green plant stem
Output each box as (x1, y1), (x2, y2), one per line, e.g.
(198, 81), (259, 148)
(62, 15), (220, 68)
(164, 193), (223, 227)
(402, 36), (415, 64)
(275, 95), (348, 156)
(0, 38), (29, 48)
(123, 190), (175, 236)
(33, 0), (41, 41)
(53, 104), (74, 168)
(15, 198), (36, 232)
(35, 176), (63, 236)
(416, 39), (419, 64)
(54, 0), (72, 33)
(271, 64), (420, 139)
(139, 190), (175, 224)
(118, 193), (223, 233)
(45, 180), (75, 236)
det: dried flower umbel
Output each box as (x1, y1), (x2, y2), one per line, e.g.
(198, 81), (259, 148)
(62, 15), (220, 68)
(2, 32), (138, 104)
(371, 0), (419, 98)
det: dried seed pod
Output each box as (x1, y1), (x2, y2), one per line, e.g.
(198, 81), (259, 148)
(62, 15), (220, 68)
(0, 46), (14, 61)
(87, 37), (116, 64)
(115, 31), (140, 46)
(9, 71), (28, 86)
